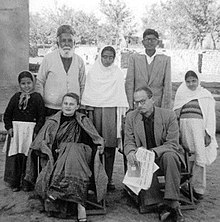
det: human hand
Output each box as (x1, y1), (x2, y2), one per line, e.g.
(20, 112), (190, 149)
(126, 151), (139, 167)
(97, 139), (105, 154)
(174, 108), (181, 122)
(205, 131), (211, 147)
(7, 128), (13, 137)
(126, 108), (133, 115)
(97, 145), (104, 154)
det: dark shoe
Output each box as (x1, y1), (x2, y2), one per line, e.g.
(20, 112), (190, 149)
(193, 190), (203, 200)
(12, 187), (20, 192)
(107, 181), (116, 191)
(23, 186), (33, 192)
(158, 204), (171, 221)
(171, 207), (185, 222)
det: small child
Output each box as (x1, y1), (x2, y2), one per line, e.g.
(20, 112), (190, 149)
(3, 70), (45, 192)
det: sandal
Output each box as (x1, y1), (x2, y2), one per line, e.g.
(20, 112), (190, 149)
(77, 218), (87, 222)
(12, 187), (20, 192)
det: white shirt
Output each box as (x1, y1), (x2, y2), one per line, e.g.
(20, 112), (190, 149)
(139, 50), (158, 64)
(145, 50), (158, 64)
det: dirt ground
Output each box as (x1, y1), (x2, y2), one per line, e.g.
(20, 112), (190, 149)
(0, 137), (220, 222)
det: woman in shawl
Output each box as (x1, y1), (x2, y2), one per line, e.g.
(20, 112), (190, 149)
(25, 93), (106, 222)
(81, 45), (128, 191)
(173, 70), (218, 200)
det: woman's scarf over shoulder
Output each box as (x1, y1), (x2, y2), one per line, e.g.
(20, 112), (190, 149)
(25, 111), (105, 182)
(173, 80), (214, 111)
(81, 45), (128, 108)
(173, 79), (218, 165)
(30, 111), (104, 152)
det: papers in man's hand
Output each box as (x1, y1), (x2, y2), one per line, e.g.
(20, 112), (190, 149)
(122, 147), (159, 195)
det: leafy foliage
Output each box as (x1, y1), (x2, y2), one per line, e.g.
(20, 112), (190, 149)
(29, 1), (137, 47)
(99, 0), (137, 45)
(142, 0), (220, 49)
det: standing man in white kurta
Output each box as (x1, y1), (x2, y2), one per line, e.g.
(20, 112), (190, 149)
(35, 25), (86, 117)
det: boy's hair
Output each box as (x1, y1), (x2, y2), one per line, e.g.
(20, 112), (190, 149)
(18, 70), (34, 83)
(135, 86), (153, 99)
(62, 92), (80, 105)
(143, 29), (159, 39)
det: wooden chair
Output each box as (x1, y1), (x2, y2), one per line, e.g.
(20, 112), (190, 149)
(79, 110), (107, 215)
(120, 116), (196, 214)
(86, 150), (106, 215)
(35, 130), (107, 216)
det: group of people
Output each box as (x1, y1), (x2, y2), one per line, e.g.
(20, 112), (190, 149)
(3, 25), (218, 222)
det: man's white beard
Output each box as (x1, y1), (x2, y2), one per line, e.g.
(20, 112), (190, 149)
(59, 47), (74, 58)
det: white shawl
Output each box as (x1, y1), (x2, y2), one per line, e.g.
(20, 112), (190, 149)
(173, 81), (218, 165)
(81, 46), (128, 138)
(81, 46), (128, 108)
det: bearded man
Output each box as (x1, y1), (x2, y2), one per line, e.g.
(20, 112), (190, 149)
(35, 25), (86, 117)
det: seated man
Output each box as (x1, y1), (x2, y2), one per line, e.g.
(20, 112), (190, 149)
(124, 86), (185, 222)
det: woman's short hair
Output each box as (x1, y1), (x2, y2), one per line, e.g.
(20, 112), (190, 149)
(135, 86), (153, 99)
(18, 70), (34, 83)
(62, 92), (80, 104)
(143, 29), (159, 39)
(185, 70), (198, 81)
(101, 46), (116, 59)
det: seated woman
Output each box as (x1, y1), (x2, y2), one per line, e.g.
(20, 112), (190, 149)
(173, 70), (218, 201)
(25, 92), (106, 222)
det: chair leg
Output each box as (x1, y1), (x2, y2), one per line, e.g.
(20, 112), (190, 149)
(86, 199), (106, 215)
(123, 154), (127, 174)
(179, 178), (197, 210)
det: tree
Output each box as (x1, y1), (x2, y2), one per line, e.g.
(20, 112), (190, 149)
(73, 11), (100, 44)
(96, 24), (116, 44)
(30, 5), (100, 45)
(207, 4), (220, 49)
(180, 0), (213, 48)
(29, 12), (53, 46)
(99, 0), (137, 46)
(142, 0), (220, 49)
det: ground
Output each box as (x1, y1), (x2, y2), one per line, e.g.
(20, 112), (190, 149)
(0, 138), (220, 222)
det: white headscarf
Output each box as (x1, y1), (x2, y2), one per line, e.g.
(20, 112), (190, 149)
(173, 74), (213, 110)
(81, 45), (128, 108)
(173, 72), (218, 165)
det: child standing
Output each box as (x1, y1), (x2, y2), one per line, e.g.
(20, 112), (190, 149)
(3, 70), (45, 192)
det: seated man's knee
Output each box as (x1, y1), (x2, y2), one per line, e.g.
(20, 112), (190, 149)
(161, 152), (180, 167)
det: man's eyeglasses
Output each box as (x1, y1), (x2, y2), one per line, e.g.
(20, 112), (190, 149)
(134, 99), (147, 106)
(143, 38), (158, 43)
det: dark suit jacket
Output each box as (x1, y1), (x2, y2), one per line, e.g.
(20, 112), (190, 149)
(124, 107), (185, 165)
(125, 53), (171, 110)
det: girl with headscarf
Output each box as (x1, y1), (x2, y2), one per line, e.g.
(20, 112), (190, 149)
(81, 45), (128, 191)
(173, 70), (218, 200)
(3, 70), (45, 192)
